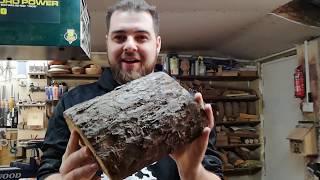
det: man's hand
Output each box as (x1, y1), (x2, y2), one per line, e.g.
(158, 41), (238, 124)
(171, 93), (220, 180)
(45, 130), (100, 180)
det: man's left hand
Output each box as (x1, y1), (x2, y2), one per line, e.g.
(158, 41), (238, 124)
(170, 93), (216, 180)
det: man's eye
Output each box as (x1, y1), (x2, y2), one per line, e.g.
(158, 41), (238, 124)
(136, 35), (148, 42)
(113, 35), (126, 42)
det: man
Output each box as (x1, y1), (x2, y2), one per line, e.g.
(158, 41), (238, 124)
(37, 0), (223, 179)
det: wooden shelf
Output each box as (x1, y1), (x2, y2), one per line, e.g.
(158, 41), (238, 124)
(205, 95), (259, 102)
(16, 103), (46, 107)
(216, 120), (261, 126)
(228, 132), (259, 138)
(46, 100), (60, 103)
(216, 144), (261, 148)
(0, 126), (17, 129)
(28, 72), (46, 76)
(47, 73), (100, 79)
(223, 166), (262, 176)
(28, 72), (47, 79)
(173, 75), (259, 81)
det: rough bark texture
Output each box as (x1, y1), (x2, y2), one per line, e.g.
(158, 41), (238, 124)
(63, 72), (207, 180)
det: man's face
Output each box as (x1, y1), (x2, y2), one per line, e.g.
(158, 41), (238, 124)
(106, 10), (161, 84)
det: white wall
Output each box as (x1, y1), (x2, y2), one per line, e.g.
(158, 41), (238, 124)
(261, 56), (305, 180)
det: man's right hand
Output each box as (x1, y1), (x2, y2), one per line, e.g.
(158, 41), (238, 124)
(45, 130), (100, 180)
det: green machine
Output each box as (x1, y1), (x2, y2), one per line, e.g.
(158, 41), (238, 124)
(0, 0), (90, 60)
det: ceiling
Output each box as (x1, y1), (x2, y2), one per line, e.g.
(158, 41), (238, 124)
(87, 0), (320, 60)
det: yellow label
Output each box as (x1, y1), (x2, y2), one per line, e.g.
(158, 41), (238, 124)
(0, 8), (7, 15)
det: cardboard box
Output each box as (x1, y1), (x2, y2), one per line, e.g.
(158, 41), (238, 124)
(287, 126), (317, 156)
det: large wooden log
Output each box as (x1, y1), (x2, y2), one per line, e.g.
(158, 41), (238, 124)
(64, 72), (208, 180)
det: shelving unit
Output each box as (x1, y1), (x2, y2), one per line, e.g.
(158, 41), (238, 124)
(47, 73), (100, 79)
(172, 75), (259, 81)
(223, 167), (262, 176)
(28, 72), (46, 79)
(172, 69), (262, 178)
(227, 132), (260, 138)
(45, 100), (59, 103)
(16, 103), (46, 107)
(216, 144), (261, 149)
(216, 120), (261, 126)
(45, 73), (101, 119)
(205, 95), (259, 102)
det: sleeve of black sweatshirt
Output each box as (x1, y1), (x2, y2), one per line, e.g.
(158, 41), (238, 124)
(37, 97), (70, 180)
(202, 128), (224, 180)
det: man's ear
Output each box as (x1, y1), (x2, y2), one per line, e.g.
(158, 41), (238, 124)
(156, 36), (161, 54)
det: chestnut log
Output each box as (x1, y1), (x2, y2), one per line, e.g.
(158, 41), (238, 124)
(64, 72), (208, 180)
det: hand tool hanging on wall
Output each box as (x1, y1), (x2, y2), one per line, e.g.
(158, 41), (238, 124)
(9, 84), (17, 128)
(1, 86), (6, 127)
(0, 86), (3, 128)
(4, 85), (10, 127)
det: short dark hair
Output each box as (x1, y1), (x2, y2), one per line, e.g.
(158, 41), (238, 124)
(106, 0), (160, 35)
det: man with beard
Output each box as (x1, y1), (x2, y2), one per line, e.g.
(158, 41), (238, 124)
(37, 0), (223, 179)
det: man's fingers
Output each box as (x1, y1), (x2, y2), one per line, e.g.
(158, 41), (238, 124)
(194, 93), (204, 106)
(188, 127), (210, 162)
(198, 127), (211, 155)
(63, 130), (80, 160)
(204, 104), (214, 129)
(60, 146), (95, 174)
(64, 163), (99, 180)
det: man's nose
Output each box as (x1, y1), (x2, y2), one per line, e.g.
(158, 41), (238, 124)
(123, 37), (138, 53)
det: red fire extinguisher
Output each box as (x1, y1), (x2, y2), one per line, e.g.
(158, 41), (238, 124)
(294, 65), (305, 99)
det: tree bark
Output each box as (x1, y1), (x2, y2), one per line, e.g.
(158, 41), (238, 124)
(64, 72), (207, 180)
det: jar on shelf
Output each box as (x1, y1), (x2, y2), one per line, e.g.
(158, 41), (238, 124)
(195, 57), (200, 76)
(199, 56), (206, 76)
(180, 58), (190, 76)
(169, 56), (179, 75)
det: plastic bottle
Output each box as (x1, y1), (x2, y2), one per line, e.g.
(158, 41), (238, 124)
(53, 81), (59, 101)
(190, 61), (195, 75)
(170, 56), (179, 75)
(195, 57), (200, 76)
(199, 56), (206, 76)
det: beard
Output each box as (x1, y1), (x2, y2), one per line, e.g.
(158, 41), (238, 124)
(109, 58), (156, 84)
(111, 64), (146, 84)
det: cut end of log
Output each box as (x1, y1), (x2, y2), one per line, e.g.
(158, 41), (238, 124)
(65, 116), (113, 179)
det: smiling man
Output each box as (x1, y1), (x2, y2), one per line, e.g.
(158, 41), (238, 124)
(37, 0), (223, 180)
(106, 7), (161, 84)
